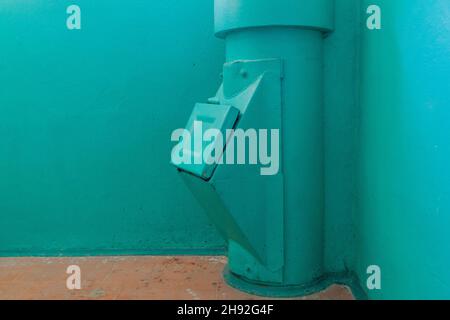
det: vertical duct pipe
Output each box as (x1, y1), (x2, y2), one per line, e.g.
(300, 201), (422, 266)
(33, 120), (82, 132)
(175, 0), (334, 296)
(225, 23), (326, 288)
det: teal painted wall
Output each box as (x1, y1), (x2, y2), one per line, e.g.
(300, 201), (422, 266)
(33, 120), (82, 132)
(0, 0), (226, 256)
(0, 0), (358, 270)
(357, 0), (450, 299)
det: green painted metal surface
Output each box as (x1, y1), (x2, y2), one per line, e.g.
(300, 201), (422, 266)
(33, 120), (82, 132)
(323, 0), (359, 276)
(214, 0), (334, 37)
(176, 0), (336, 296)
(173, 103), (239, 180)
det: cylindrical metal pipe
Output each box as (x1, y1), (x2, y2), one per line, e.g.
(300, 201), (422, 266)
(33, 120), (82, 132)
(215, 0), (334, 291)
(226, 27), (325, 285)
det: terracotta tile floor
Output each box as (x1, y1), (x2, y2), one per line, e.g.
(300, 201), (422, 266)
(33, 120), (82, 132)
(0, 256), (354, 300)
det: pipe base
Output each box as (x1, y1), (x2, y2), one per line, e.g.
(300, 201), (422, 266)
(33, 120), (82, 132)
(223, 265), (329, 298)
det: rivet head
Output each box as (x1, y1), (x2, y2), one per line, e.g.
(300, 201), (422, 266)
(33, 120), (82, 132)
(240, 69), (248, 78)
